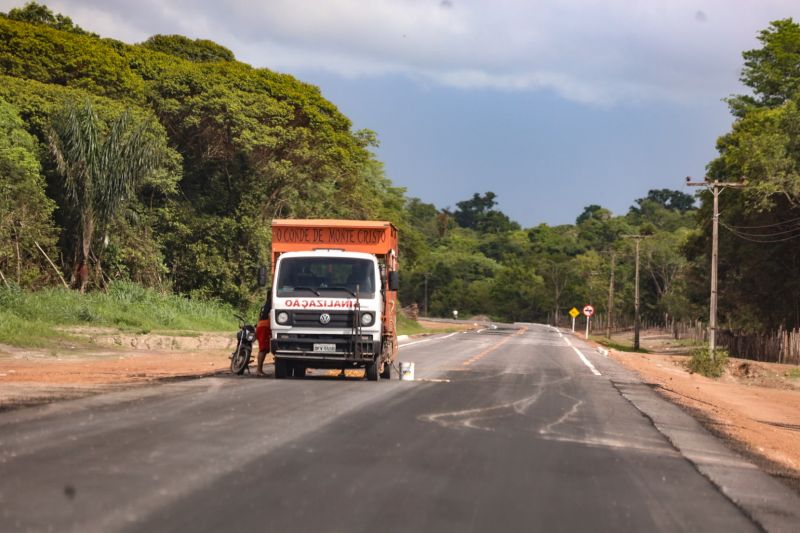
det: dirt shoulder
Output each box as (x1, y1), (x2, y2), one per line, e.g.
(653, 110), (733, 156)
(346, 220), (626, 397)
(416, 319), (477, 332)
(0, 323), (463, 410)
(606, 346), (800, 492)
(0, 328), (237, 411)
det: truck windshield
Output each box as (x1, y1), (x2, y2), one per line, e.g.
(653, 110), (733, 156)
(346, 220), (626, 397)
(276, 257), (376, 298)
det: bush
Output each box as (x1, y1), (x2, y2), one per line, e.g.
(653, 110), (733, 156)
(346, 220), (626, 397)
(687, 347), (729, 377)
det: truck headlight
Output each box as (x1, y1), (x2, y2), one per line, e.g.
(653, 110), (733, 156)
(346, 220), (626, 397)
(276, 311), (290, 325)
(360, 313), (374, 327)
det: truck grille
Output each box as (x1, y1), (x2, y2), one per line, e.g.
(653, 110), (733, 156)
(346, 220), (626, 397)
(272, 333), (377, 358)
(291, 310), (355, 328)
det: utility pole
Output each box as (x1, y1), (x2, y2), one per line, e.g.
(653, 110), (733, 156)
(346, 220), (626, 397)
(606, 251), (615, 339)
(686, 177), (747, 360)
(423, 273), (429, 317)
(623, 235), (648, 351)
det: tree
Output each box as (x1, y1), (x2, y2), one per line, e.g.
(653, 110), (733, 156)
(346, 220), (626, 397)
(692, 18), (800, 332)
(575, 204), (610, 225)
(642, 230), (691, 317)
(48, 99), (163, 291)
(627, 191), (696, 233)
(406, 197), (440, 242)
(453, 192), (520, 233)
(577, 206), (632, 250)
(4, 1), (96, 35)
(729, 19), (800, 113)
(0, 97), (58, 287)
(142, 35), (235, 62)
(632, 189), (695, 213)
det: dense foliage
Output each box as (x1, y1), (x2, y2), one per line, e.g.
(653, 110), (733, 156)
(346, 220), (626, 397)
(691, 18), (800, 332)
(2, 3), (800, 336)
(0, 3), (405, 306)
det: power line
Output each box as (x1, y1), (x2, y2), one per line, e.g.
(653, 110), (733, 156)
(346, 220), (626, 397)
(725, 215), (800, 230)
(720, 221), (800, 238)
(721, 221), (800, 243)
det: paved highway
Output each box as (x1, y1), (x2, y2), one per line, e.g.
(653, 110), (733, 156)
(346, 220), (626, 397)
(1, 324), (797, 532)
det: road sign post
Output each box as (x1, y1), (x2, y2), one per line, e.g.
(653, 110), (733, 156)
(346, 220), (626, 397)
(569, 307), (580, 332)
(583, 305), (595, 339)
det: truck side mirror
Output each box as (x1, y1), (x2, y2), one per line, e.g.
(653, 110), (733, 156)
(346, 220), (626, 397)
(388, 271), (399, 292)
(257, 265), (269, 287)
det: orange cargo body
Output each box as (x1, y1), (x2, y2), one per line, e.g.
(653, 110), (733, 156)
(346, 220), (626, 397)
(271, 219), (398, 268)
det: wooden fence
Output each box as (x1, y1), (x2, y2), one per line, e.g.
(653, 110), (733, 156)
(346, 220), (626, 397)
(717, 328), (800, 365)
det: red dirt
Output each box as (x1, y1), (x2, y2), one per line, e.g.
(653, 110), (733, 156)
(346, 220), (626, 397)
(0, 333), (236, 410)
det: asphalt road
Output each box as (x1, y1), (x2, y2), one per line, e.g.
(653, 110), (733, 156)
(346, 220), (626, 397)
(0, 324), (792, 532)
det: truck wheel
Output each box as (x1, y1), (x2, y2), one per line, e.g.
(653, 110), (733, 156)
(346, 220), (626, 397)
(365, 361), (380, 381)
(379, 361), (391, 380)
(274, 359), (288, 379)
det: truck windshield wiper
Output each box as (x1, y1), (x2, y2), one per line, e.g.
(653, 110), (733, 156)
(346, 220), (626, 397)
(292, 286), (321, 296)
(318, 286), (358, 298)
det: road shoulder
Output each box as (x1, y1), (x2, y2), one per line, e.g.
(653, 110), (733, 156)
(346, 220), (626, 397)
(565, 332), (800, 532)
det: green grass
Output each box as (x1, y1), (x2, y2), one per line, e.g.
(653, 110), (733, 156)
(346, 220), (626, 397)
(593, 337), (650, 353)
(0, 282), (236, 348)
(672, 338), (705, 347)
(397, 314), (429, 336)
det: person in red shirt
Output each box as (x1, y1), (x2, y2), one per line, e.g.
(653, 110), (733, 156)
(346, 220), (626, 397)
(255, 292), (272, 376)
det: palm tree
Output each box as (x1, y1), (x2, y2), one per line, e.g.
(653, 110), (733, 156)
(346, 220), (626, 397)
(48, 99), (162, 292)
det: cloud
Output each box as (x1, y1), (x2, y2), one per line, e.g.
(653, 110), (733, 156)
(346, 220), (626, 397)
(4, 0), (796, 105)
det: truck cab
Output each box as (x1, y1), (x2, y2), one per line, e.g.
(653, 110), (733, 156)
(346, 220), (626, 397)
(269, 220), (399, 380)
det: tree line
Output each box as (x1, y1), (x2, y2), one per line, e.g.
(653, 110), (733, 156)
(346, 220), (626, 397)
(2, 3), (800, 337)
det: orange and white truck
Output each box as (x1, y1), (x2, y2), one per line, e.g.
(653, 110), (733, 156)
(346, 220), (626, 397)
(268, 219), (399, 380)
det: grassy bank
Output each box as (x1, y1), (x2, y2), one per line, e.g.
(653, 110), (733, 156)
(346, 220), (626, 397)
(592, 337), (650, 353)
(0, 282), (236, 348)
(397, 314), (430, 336)
(397, 315), (468, 336)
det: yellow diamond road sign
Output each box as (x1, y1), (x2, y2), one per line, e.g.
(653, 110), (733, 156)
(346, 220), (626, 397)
(569, 307), (580, 318)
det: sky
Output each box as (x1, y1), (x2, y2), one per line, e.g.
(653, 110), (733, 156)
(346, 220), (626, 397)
(4, 0), (799, 226)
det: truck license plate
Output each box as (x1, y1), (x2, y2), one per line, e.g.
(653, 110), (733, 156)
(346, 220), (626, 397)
(313, 343), (336, 353)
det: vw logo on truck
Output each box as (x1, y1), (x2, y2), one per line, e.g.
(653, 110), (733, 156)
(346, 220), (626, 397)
(319, 313), (331, 325)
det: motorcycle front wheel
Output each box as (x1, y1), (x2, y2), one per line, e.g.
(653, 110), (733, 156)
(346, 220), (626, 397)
(230, 343), (251, 375)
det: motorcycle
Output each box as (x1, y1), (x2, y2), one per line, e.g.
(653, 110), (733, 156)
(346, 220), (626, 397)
(230, 314), (256, 375)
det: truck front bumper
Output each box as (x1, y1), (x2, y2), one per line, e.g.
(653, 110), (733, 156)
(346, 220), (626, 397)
(271, 333), (379, 364)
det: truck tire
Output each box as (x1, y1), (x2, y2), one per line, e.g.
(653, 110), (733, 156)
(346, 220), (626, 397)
(365, 361), (380, 381)
(274, 359), (289, 379)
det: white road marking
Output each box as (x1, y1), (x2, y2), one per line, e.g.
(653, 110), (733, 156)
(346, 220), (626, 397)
(399, 331), (459, 348)
(563, 337), (602, 376)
